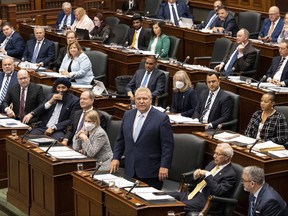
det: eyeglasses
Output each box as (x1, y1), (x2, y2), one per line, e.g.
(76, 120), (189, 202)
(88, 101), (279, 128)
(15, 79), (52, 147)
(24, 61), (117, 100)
(241, 178), (251, 183)
(213, 152), (226, 156)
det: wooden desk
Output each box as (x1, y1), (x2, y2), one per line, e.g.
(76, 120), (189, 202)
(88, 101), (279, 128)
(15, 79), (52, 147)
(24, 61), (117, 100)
(193, 131), (288, 215)
(72, 171), (185, 216)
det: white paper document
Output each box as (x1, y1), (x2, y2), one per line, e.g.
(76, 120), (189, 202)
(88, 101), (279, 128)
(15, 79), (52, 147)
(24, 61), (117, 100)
(92, 173), (134, 188)
(124, 187), (175, 201)
(0, 118), (28, 128)
(71, 82), (93, 89)
(39, 146), (87, 159)
(268, 150), (288, 158)
(248, 141), (285, 152)
(184, 64), (215, 71)
(18, 62), (46, 71)
(38, 72), (66, 78)
(169, 115), (200, 124)
(250, 82), (278, 89)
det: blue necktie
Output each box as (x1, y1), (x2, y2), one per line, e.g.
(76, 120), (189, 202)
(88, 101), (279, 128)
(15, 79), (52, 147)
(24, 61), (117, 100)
(31, 42), (40, 63)
(200, 92), (213, 122)
(141, 72), (150, 87)
(224, 49), (238, 76)
(171, 4), (179, 26)
(205, 13), (218, 29)
(133, 114), (144, 142)
(250, 196), (256, 216)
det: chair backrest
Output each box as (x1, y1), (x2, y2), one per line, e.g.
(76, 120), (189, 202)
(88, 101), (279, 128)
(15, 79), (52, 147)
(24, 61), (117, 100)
(210, 38), (232, 64)
(156, 70), (170, 108)
(53, 41), (59, 60)
(109, 24), (130, 45)
(38, 84), (53, 96)
(107, 120), (122, 151)
(223, 90), (240, 131)
(97, 109), (112, 132)
(168, 35), (180, 58)
(115, 75), (133, 94)
(195, 82), (208, 97)
(275, 106), (288, 123)
(238, 12), (261, 39)
(105, 16), (120, 27)
(84, 50), (108, 82)
(144, 0), (162, 17)
(241, 48), (260, 77)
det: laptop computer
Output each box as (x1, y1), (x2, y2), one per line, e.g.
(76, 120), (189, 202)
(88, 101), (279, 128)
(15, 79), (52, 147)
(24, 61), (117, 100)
(76, 28), (90, 40)
(179, 17), (194, 28)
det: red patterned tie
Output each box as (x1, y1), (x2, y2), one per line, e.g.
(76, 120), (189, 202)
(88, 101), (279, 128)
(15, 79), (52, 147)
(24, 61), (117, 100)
(19, 87), (26, 120)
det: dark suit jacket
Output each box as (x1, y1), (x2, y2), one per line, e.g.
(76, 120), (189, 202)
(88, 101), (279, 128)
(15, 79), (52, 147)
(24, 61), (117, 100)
(113, 107), (174, 179)
(259, 18), (284, 42)
(0, 71), (18, 93)
(249, 183), (286, 216)
(267, 56), (288, 86)
(32, 92), (80, 131)
(126, 27), (151, 50)
(126, 68), (165, 99)
(55, 11), (75, 29)
(156, 2), (193, 20)
(192, 89), (233, 128)
(199, 10), (217, 29)
(223, 41), (257, 73)
(2, 83), (45, 120)
(0, 32), (25, 59)
(213, 13), (239, 37)
(23, 38), (55, 66)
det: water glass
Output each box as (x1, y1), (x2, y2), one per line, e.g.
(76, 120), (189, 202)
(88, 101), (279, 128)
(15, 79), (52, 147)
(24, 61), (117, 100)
(246, 78), (252, 85)
(77, 163), (83, 171)
(167, 211), (175, 216)
(11, 130), (18, 139)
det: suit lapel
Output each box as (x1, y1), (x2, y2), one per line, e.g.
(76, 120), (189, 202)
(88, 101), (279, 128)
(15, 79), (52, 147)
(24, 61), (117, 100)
(164, 4), (171, 19)
(281, 60), (288, 80)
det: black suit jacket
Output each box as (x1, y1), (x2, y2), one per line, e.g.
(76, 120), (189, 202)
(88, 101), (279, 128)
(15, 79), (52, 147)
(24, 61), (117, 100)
(267, 56), (288, 86)
(0, 71), (18, 94)
(0, 31), (25, 59)
(199, 10), (217, 29)
(223, 41), (257, 73)
(2, 83), (45, 120)
(192, 89), (232, 128)
(126, 27), (151, 50)
(213, 13), (239, 37)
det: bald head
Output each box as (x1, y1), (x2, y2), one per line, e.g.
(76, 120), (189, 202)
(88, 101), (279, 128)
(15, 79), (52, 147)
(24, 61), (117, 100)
(17, 70), (30, 88)
(268, 6), (280, 22)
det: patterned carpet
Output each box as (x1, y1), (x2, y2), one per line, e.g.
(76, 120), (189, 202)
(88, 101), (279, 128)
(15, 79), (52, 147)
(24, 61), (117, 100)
(0, 188), (26, 216)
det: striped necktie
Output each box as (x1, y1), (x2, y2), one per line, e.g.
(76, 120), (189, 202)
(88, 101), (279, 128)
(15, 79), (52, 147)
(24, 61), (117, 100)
(275, 57), (285, 72)
(199, 92), (214, 122)
(0, 74), (11, 105)
(31, 41), (41, 63)
(171, 4), (179, 26)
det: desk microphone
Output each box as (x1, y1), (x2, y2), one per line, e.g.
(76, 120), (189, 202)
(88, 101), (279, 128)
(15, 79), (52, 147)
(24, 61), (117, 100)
(17, 58), (25, 67)
(156, 49), (164, 60)
(249, 139), (260, 153)
(211, 124), (222, 139)
(98, 1), (104, 9)
(91, 161), (103, 178)
(257, 75), (267, 89)
(123, 41), (129, 49)
(21, 127), (32, 142)
(181, 56), (190, 67)
(143, 11), (149, 20)
(45, 140), (57, 156)
(69, 74), (76, 82)
(125, 180), (139, 198)
(35, 62), (43, 72)
(163, 106), (170, 113)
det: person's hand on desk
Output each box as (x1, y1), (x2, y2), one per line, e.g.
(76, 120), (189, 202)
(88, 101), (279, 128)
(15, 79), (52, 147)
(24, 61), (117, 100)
(59, 69), (71, 77)
(6, 108), (15, 118)
(159, 167), (168, 181)
(214, 63), (224, 72)
(212, 27), (224, 34)
(127, 91), (134, 100)
(36, 62), (44, 67)
(0, 48), (7, 55)
(269, 79), (282, 86)
(110, 159), (120, 173)
(45, 127), (54, 136)
(258, 35), (272, 43)
(22, 113), (33, 124)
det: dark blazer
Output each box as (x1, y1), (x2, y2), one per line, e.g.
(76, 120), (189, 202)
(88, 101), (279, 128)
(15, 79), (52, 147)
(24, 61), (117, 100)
(0, 32), (25, 59)
(156, 2), (193, 20)
(90, 25), (112, 44)
(126, 68), (165, 99)
(199, 10), (217, 29)
(213, 13), (239, 37)
(223, 41), (257, 73)
(51, 46), (66, 71)
(2, 83), (45, 120)
(171, 88), (198, 117)
(267, 56), (288, 86)
(126, 27), (151, 50)
(55, 11), (75, 29)
(32, 92), (80, 131)
(0, 71), (18, 93)
(248, 183), (286, 216)
(259, 18), (284, 42)
(192, 89), (233, 128)
(113, 107), (174, 179)
(23, 38), (55, 66)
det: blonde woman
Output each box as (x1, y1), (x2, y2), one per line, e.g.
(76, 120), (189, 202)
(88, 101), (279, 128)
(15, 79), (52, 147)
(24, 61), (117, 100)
(71, 7), (94, 32)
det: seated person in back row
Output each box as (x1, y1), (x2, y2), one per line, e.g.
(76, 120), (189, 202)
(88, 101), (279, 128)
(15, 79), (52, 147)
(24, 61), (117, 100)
(90, 13), (112, 44)
(244, 92), (288, 145)
(55, 2), (75, 30)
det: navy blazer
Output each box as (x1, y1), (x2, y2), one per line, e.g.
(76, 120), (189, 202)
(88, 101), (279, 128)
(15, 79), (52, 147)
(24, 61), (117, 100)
(213, 13), (239, 37)
(156, 2), (193, 21)
(248, 183), (286, 216)
(126, 68), (165, 99)
(192, 89), (233, 128)
(0, 71), (18, 93)
(126, 27), (151, 50)
(198, 10), (217, 29)
(55, 11), (75, 29)
(32, 92), (80, 131)
(267, 56), (288, 86)
(23, 38), (55, 66)
(113, 107), (174, 179)
(259, 18), (284, 42)
(0, 32), (25, 59)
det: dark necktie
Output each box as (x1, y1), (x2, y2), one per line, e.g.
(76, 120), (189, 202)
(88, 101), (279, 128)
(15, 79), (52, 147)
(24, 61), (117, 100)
(171, 4), (179, 26)
(200, 92), (214, 122)
(19, 87), (26, 120)
(250, 196), (256, 216)
(276, 57), (285, 72)
(76, 111), (86, 132)
(68, 60), (73, 72)
(0, 74), (11, 104)
(63, 15), (68, 26)
(224, 49), (238, 76)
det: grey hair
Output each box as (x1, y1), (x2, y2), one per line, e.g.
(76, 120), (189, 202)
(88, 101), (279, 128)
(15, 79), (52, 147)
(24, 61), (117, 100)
(243, 166), (265, 185)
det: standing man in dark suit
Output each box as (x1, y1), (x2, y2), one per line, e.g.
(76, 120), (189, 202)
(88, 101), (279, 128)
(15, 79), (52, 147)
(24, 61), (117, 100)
(0, 22), (25, 59)
(168, 143), (236, 214)
(23, 78), (80, 140)
(126, 55), (165, 101)
(199, 0), (223, 29)
(267, 40), (288, 86)
(156, 0), (193, 26)
(2, 69), (45, 122)
(55, 2), (75, 30)
(192, 72), (233, 130)
(126, 14), (151, 50)
(0, 57), (18, 107)
(258, 6), (284, 43)
(242, 166), (286, 216)
(110, 87), (174, 189)
(212, 5), (239, 37)
(214, 28), (257, 76)
(22, 26), (55, 67)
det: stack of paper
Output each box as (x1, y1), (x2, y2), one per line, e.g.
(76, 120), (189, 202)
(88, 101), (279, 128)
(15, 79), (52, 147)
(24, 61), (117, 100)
(38, 72), (66, 78)
(93, 173), (134, 188)
(268, 150), (288, 158)
(249, 141), (285, 153)
(39, 146), (87, 159)
(0, 118), (27, 127)
(214, 132), (256, 146)
(124, 187), (175, 201)
(169, 115), (200, 124)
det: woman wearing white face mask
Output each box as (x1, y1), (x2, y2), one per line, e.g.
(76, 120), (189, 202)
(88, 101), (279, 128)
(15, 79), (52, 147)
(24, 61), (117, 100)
(72, 110), (113, 170)
(171, 70), (198, 117)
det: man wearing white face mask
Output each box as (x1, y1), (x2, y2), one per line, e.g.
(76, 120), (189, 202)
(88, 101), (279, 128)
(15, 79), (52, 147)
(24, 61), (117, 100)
(73, 110), (113, 170)
(171, 70), (198, 117)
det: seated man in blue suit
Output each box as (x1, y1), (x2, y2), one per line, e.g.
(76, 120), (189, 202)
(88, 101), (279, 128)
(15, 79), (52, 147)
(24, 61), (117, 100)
(22, 26), (55, 67)
(267, 40), (288, 86)
(55, 2), (75, 30)
(198, 0), (223, 29)
(126, 55), (165, 101)
(23, 78), (80, 140)
(110, 87), (174, 190)
(243, 166), (286, 216)
(168, 143), (236, 214)
(0, 22), (25, 59)
(156, 0), (193, 26)
(258, 6), (284, 43)
(192, 72), (233, 130)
